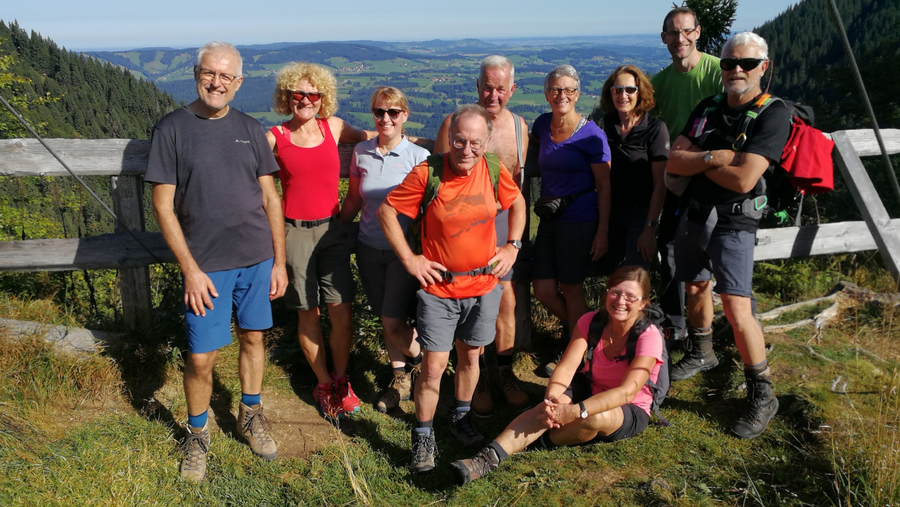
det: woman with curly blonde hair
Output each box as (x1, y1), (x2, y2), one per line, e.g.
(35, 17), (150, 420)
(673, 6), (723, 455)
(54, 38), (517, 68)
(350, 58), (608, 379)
(266, 62), (373, 420)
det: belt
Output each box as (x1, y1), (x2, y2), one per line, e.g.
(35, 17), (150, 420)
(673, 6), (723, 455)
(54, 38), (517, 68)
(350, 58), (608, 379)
(688, 196), (767, 216)
(286, 216), (335, 228)
(439, 263), (496, 283)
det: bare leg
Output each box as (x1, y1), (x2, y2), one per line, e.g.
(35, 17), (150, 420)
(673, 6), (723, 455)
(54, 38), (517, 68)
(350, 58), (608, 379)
(533, 278), (568, 323)
(236, 328), (265, 396)
(559, 282), (588, 332)
(326, 302), (352, 378)
(494, 280), (516, 356)
(297, 308), (331, 385)
(721, 294), (767, 365)
(685, 280), (714, 329)
(184, 349), (219, 417)
(454, 341), (482, 402)
(383, 316), (419, 369)
(415, 350), (450, 422)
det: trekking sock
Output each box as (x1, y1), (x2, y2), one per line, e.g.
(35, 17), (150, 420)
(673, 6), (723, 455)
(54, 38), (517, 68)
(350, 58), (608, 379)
(455, 399), (472, 416)
(415, 419), (433, 436)
(488, 440), (509, 463)
(187, 410), (208, 429)
(744, 360), (768, 378)
(690, 325), (712, 335)
(241, 392), (261, 407)
(496, 353), (513, 368)
(406, 352), (423, 370)
(392, 366), (406, 374)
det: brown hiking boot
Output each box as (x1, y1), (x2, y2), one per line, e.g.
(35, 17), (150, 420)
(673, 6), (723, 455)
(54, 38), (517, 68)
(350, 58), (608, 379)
(376, 370), (412, 413)
(180, 422), (210, 482)
(451, 445), (501, 485)
(238, 402), (278, 461)
(471, 368), (494, 418)
(496, 365), (529, 408)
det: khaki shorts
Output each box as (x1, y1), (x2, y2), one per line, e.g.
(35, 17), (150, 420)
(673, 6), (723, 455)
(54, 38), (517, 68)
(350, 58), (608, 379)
(284, 218), (353, 310)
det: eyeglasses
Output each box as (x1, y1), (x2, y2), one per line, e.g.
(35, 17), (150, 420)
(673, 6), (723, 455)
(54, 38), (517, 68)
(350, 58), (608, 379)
(196, 67), (239, 85)
(451, 138), (484, 152)
(720, 58), (766, 71)
(373, 108), (404, 120)
(547, 87), (578, 97)
(607, 289), (643, 303)
(291, 90), (324, 102)
(665, 26), (698, 38)
(612, 85), (639, 95)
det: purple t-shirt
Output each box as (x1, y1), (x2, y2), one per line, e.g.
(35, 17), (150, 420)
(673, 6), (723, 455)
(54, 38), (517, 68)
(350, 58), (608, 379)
(533, 113), (611, 223)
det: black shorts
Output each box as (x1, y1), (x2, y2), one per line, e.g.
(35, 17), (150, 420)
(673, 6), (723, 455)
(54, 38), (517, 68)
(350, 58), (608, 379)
(563, 372), (650, 442)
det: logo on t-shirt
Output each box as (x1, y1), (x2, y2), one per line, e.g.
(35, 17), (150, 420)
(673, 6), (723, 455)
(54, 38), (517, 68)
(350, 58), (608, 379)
(235, 139), (250, 144)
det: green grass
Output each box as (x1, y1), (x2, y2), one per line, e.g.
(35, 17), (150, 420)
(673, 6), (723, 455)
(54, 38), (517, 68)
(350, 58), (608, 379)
(2, 265), (899, 505)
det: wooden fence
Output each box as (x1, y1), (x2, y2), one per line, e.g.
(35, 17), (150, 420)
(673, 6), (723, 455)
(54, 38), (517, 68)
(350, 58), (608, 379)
(1, 129), (899, 340)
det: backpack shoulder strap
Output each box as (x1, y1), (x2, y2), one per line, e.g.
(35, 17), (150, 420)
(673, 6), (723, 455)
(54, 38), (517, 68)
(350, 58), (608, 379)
(419, 154), (444, 218)
(512, 112), (525, 188)
(483, 152), (502, 202)
(586, 311), (607, 355)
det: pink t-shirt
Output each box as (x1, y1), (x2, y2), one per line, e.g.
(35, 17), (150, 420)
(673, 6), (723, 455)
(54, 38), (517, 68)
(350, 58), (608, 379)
(576, 311), (664, 416)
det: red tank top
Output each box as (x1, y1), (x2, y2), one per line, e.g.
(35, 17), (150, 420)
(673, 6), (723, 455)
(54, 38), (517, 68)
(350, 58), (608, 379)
(271, 118), (340, 220)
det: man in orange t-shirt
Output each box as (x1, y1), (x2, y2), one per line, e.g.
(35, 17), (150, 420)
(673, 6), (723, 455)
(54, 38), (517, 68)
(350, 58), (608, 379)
(378, 104), (525, 473)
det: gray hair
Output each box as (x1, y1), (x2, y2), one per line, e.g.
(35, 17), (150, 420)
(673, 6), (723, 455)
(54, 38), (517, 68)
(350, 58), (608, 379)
(450, 104), (493, 138)
(479, 55), (515, 85)
(196, 41), (243, 76)
(723, 32), (770, 61)
(544, 64), (580, 91)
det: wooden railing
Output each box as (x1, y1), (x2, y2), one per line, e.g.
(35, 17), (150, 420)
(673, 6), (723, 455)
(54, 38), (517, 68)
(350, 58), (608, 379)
(1, 129), (899, 334)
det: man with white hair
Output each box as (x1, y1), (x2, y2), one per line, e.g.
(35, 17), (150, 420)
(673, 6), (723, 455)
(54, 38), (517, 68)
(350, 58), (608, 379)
(435, 55), (530, 415)
(146, 41), (287, 480)
(667, 32), (790, 439)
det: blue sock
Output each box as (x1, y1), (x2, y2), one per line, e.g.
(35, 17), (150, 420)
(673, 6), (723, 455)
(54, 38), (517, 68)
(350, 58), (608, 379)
(187, 410), (208, 429)
(241, 392), (261, 406)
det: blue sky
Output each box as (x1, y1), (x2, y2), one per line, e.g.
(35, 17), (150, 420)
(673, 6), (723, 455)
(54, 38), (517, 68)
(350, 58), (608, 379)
(2, 0), (799, 51)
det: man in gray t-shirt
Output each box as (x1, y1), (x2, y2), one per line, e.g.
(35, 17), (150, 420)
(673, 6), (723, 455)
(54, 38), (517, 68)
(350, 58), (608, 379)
(144, 41), (287, 482)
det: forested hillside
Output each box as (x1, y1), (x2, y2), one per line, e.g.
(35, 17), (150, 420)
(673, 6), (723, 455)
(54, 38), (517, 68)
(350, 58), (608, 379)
(755, 0), (900, 131)
(0, 20), (179, 139)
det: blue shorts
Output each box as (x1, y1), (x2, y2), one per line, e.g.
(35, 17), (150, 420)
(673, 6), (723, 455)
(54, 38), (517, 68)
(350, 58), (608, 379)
(184, 257), (274, 354)
(674, 216), (756, 297)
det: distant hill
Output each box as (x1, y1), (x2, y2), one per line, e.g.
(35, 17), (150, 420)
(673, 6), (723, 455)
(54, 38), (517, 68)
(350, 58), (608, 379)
(755, 0), (900, 131)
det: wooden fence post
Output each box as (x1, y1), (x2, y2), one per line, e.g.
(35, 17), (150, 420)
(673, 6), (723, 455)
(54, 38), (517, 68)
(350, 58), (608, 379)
(110, 175), (153, 331)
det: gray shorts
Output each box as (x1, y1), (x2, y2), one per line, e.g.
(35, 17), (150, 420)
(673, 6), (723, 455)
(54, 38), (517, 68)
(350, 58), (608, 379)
(284, 218), (353, 310)
(674, 216), (756, 297)
(356, 243), (418, 319)
(533, 219), (597, 284)
(415, 283), (503, 352)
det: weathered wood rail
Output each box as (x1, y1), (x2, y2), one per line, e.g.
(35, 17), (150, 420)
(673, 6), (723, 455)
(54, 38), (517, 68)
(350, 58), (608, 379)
(1, 128), (899, 333)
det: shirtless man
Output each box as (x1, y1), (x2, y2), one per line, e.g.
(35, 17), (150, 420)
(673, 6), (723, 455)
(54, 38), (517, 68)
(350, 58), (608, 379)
(434, 55), (530, 415)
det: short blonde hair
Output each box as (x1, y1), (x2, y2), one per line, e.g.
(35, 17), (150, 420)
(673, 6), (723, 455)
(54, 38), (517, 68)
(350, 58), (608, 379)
(370, 86), (409, 111)
(272, 62), (338, 118)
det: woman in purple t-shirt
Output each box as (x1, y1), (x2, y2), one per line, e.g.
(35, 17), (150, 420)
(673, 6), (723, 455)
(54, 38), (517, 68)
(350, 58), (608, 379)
(451, 266), (663, 485)
(531, 65), (612, 348)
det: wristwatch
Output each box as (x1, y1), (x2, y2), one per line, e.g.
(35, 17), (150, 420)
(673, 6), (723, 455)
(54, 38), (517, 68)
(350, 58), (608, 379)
(703, 151), (713, 165)
(507, 239), (523, 249)
(578, 402), (589, 419)
(645, 220), (659, 229)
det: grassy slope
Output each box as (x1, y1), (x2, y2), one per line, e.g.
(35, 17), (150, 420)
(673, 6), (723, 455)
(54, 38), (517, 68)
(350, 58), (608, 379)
(1, 277), (899, 506)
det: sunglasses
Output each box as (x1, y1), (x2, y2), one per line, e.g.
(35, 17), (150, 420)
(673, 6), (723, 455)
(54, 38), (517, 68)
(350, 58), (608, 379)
(291, 90), (323, 102)
(373, 108), (404, 120)
(720, 58), (766, 71)
(612, 85), (639, 95)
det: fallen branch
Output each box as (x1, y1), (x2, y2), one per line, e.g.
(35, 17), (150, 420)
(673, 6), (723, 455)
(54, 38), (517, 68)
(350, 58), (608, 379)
(806, 345), (835, 363)
(757, 294), (839, 322)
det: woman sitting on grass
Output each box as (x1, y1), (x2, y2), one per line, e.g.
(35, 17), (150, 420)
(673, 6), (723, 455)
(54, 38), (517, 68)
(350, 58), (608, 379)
(451, 265), (664, 484)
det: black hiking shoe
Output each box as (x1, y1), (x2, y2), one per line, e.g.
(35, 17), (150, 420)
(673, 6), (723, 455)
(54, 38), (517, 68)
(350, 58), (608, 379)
(732, 369), (779, 439)
(410, 429), (436, 473)
(451, 446), (501, 485)
(670, 329), (718, 381)
(449, 409), (484, 448)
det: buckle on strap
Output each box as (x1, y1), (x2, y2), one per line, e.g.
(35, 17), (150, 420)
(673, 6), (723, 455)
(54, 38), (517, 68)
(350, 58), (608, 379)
(438, 263), (496, 284)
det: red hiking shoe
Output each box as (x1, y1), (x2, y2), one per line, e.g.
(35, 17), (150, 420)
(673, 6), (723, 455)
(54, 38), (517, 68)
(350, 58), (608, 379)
(332, 373), (361, 416)
(313, 382), (343, 420)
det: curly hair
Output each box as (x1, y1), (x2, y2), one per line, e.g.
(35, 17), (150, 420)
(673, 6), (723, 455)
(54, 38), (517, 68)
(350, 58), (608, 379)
(272, 62), (338, 118)
(369, 86), (409, 111)
(600, 65), (656, 118)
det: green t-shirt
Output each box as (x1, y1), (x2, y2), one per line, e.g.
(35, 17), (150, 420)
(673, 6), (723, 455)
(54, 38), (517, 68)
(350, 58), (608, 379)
(650, 52), (724, 141)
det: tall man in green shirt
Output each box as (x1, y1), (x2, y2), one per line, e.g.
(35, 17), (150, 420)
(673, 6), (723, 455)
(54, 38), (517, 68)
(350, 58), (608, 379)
(651, 6), (724, 341)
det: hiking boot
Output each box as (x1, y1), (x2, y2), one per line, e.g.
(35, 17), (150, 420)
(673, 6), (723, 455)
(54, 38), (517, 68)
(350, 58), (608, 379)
(238, 402), (277, 461)
(313, 382), (343, 419)
(410, 428), (436, 473)
(670, 329), (718, 381)
(332, 373), (361, 416)
(180, 422), (210, 482)
(471, 368), (494, 418)
(496, 365), (529, 408)
(451, 446), (501, 485)
(376, 370), (412, 413)
(449, 409), (484, 448)
(732, 368), (779, 439)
